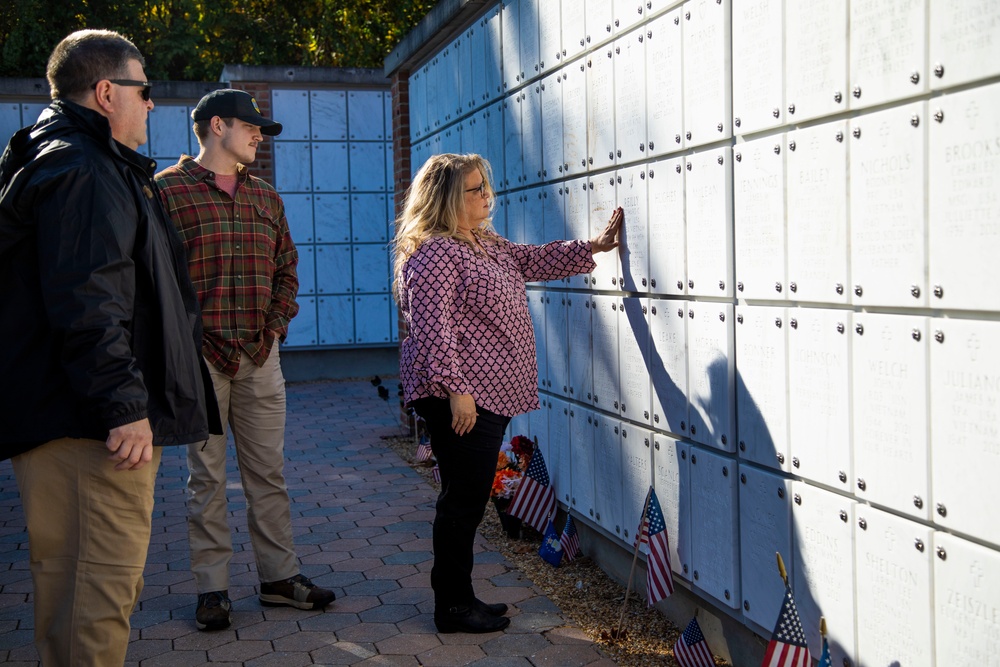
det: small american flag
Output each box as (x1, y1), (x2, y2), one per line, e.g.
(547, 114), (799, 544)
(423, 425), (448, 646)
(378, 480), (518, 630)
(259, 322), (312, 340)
(673, 616), (715, 667)
(637, 488), (674, 604)
(414, 438), (433, 462)
(507, 448), (556, 533)
(431, 465), (440, 484)
(762, 584), (811, 667)
(560, 514), (581, 562)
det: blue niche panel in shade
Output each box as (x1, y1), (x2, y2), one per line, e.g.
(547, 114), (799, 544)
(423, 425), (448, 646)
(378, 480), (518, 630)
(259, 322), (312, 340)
(592, 413), (624, 538)
(521, 84), (544, 186)
(347, 91), (385, 141)
(526, 291), (547, 391)
(351, 194), (389, 243)
(591, 295), (619, 411)
(738, 465), (792, 630)
(545, 293), (569, 397)
(354, 295), (391, 344)
(652, 434), (691, 579)
(350, 142), (387, 192)
(282, 194), (314, 244)
(383, 93), (393, 141)
(272, 90), (310, 140)
(310, 90), (347, 140)
(618, 297), (651, 426)
(502, 93), (523, 189)
(501, 0), (521, 91)
(540, 70), (564, 182)
(519, 0), (540, 81)
(311, 143), (349, 192)
(352, 244), (389, 293)
(547, 398), (572, 506)
(318, 295), (354, 345)
(0, 103), (21, 146)
(620, 424), (653, 546)
(650, 299), (689, 437)
(689, 445), (740, 609)
(285, 296), (317, 347)
(313, 194), (351, 243)
(570, 407), (596, 521)
(315, 245), (353, 294)
(148, 105), (191, 159)
(735, 305), (789, 473)
(566, 293), (593, 403)
(275, 142), (312, 192)
(541, 182), (565, 246)
(296, 246), (316, 296)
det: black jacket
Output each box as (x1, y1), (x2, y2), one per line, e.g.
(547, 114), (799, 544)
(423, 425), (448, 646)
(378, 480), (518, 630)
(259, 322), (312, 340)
(0, 99), (221, 459)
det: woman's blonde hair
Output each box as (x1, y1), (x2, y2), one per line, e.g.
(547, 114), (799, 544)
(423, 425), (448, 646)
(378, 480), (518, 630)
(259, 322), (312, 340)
(392, 153), (495, 301)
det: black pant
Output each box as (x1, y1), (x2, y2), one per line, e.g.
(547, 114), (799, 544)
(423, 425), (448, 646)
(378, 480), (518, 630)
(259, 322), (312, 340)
(411, 397), (511, 610)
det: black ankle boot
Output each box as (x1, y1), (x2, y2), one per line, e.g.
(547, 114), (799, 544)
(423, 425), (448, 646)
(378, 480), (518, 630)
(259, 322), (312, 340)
(473, 598), (508, 616)
(434, 604), (511, 633)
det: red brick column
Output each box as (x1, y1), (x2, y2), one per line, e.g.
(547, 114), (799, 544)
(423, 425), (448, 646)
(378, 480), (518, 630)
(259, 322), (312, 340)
(229, 81), (275, 186)
(390, 70), (411, 222)
(390, 69), (413, 429)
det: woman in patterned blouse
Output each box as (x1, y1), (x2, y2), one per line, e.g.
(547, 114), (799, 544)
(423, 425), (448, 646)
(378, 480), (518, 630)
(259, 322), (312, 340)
(393, 153), (622, 634)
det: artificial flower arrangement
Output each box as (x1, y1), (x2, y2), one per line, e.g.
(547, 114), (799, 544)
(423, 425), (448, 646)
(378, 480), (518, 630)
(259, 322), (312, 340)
(491, 434), (535, 500)
(491, 434), (535, 538)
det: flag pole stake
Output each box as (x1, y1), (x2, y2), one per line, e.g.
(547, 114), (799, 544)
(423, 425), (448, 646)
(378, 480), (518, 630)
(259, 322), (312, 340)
(775, 551), (788, 587)
(615, 486), (653, 639)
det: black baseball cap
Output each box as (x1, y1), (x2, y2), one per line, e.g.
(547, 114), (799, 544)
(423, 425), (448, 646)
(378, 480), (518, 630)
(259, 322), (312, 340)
(192, 89), (283, 136)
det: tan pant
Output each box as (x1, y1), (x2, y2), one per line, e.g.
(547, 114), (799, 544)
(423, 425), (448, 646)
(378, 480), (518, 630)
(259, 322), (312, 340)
(187, 347), (297, 592)
(13, 437), (161, 667)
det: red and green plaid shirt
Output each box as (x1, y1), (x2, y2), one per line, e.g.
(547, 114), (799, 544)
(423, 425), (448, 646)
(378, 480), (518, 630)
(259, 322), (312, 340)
(156, 156), (298, 377)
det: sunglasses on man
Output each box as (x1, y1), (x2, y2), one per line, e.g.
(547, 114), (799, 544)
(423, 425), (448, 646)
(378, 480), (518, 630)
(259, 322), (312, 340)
(91, 79), (152, 101)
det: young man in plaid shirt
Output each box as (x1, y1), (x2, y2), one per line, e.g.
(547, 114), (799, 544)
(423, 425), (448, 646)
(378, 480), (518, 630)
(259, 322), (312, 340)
(156, 89), (335, 631)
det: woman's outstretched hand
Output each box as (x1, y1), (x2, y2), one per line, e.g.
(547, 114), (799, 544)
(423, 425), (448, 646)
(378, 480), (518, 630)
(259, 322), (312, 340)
(590, 206), (624, 253)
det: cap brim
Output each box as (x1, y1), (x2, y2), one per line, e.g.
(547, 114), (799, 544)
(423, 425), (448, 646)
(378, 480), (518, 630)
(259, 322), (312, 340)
(259, 121), (282, 136)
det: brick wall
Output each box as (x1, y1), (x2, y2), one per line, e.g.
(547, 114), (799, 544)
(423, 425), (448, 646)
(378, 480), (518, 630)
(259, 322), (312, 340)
(390, 69), (411, 223)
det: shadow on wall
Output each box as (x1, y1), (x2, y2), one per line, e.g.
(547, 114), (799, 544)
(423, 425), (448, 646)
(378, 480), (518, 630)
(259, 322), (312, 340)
(616, 241), (853, 665)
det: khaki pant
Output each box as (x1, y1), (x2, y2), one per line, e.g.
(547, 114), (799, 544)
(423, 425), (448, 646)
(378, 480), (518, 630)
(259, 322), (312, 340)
(13, 437), (161, 667)
(187, 347), (297, 592)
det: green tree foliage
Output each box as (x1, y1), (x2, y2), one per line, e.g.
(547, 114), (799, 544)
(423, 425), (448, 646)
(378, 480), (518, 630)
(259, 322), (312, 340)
(0, 0), (435, 81)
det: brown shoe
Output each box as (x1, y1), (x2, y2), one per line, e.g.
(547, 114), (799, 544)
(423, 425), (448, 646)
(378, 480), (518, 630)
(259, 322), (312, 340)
(259, 574), (335, 610)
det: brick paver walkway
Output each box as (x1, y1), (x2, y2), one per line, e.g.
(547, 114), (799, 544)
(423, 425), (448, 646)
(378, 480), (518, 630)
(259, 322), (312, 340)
(0, 379), (612, 666)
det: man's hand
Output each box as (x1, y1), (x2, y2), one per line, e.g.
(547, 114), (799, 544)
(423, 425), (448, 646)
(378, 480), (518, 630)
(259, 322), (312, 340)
(106, 418), (154, 471)
(590, 206), (624, 253)
(449, 393), (478, 436)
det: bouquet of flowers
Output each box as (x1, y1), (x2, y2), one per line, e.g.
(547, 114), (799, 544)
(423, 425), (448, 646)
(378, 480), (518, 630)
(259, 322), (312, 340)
(491, 435), (535, 537)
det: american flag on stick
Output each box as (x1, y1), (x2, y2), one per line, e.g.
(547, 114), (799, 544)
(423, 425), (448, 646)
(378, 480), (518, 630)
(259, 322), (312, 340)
(431, 465), (440, 484)
(635, 488), (674, 605)
(761, 558), (811, 667)
(414, 438), (433, 462)
(507, 448), (556, 533)
(560, 514), (581, 562)
(673, 616), (715, 667)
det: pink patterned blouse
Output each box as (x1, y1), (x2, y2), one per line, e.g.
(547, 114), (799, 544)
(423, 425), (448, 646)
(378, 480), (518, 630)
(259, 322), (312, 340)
(399, 232), (596, 417)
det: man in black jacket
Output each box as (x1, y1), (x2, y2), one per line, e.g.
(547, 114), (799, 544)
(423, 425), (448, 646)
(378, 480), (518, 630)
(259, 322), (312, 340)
(0, 29), (219, 665)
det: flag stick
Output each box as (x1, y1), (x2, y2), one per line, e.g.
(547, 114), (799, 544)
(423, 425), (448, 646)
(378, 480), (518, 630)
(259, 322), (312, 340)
(776, 551), (788, 586)
(820, 616), (827, 637)
(616, 486), (653, 638)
